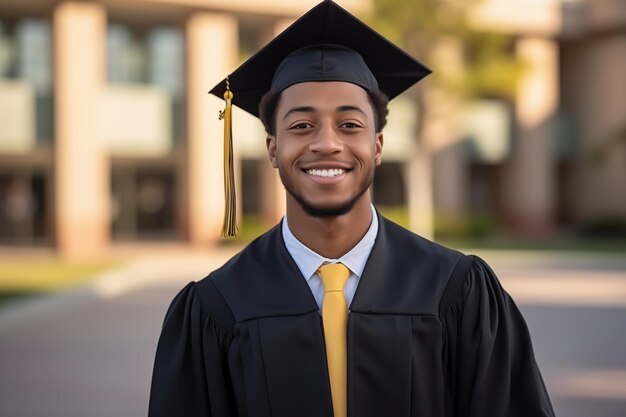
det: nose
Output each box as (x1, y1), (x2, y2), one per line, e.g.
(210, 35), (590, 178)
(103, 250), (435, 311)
(309, 122), (343, 154)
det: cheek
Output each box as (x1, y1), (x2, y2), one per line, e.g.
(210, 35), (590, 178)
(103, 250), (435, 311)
(274, 143), (297, 167)
(278, 133), (305, 151)
(356, 141), (379, 162)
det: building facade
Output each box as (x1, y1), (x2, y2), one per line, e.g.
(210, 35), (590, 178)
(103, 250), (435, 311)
(0, 0), (624, 259)
(454, 0), (626, 236)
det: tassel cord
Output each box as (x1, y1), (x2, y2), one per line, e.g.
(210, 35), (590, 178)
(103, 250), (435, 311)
(221, 81), (237, 237)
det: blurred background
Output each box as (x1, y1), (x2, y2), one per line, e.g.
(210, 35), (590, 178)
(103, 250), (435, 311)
(0, 0), (624, 416)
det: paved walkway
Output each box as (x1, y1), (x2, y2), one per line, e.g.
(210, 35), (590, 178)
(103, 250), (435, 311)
(0, 248), (625, 417)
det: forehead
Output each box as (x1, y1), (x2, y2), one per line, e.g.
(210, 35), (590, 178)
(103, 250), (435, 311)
(277, 81), (371, 113)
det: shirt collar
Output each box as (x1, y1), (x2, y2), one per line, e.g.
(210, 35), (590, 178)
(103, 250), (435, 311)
(282, 204), (379, 280)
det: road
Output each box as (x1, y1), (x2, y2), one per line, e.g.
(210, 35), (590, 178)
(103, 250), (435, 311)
(0, 249), (625, 417)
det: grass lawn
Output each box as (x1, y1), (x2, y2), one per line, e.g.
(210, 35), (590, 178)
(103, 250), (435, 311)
(226, 210), (626, 253)
(0, 258), (121, 306)
(438, 236), (626, 253)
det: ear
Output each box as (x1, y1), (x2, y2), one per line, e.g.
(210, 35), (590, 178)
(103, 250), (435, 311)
(374, 132), (384, 166)
(266, 135), (278, 168)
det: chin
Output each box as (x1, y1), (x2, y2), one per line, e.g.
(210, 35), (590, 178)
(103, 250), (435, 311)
(290, 190), (368, 218)
(281, 168), (374, 219)
(300, 201), (355, 218)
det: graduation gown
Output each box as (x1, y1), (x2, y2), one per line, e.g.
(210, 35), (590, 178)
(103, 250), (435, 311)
(148, 215), (555, 417)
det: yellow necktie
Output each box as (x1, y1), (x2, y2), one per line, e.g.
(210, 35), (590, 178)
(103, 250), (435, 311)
(318, 263), (350, 417)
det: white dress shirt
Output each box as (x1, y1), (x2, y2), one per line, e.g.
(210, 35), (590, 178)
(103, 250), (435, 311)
(282, 205), (378, 310)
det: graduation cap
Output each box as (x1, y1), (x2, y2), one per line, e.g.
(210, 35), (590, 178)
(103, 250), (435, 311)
(210, 0), (431, 236)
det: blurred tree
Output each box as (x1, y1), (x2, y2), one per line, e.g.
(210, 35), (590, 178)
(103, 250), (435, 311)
(369, 0), (524, 239)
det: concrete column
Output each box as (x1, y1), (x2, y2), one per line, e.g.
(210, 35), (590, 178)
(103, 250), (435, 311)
(501, 37), (559, 235)
(260, 161), (286, 226)
(406, 144), (434, 241)
(408, 86), (460, 241)
(562, 35), (626, 221)
(53, 2), (109, 259)
(429, 39), (467, 227)
(259, 19), (293, 226)
(433, 141), (467, 231)
(185, 13), (238, 244)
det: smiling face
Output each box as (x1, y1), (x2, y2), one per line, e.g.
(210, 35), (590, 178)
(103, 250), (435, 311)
(266, 81), (383, 218)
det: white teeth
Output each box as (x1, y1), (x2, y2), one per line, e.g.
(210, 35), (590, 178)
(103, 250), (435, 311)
(306, 169), (346, 178)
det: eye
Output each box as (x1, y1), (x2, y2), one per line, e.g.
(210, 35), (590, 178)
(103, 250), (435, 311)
(339, 121), (363, 129)
(289, 122), (313, 130)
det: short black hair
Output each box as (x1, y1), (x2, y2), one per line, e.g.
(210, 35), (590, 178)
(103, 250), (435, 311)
(259, 87), (389, 136)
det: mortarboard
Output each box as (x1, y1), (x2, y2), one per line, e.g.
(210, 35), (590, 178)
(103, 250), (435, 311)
(209, 0), (431, 236)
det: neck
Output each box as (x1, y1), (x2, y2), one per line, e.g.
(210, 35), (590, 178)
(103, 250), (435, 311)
(286, 194), (373, 259)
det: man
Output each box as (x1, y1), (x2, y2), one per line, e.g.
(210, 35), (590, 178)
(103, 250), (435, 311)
(148, 2), (555, 416)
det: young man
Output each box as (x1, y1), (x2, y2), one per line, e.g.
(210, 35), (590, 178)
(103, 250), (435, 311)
(149, 2), (555, 416)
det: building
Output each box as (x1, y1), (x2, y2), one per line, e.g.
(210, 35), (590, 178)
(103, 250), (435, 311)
(0, 0), (624, 259)
(463, 0), (626, 236)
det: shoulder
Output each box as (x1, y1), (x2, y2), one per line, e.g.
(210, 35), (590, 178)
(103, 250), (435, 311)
(164, 279), (236, 334)
(164, 227), (286, 329)
(192, 223), (310, 322)
(378, 216), (511, 315)
(380, 216), (464, 261)
(378, 215), (468, 286)
(438, 252), (511, 322)
(351, 214), (471, 314)
(207, 223), (282, 286)
(187, 232), (272, 322)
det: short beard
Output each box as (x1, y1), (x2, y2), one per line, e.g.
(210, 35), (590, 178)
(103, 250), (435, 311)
(283, 170), (374, 218)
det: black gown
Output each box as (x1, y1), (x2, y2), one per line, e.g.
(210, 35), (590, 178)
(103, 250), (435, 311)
(148, 214), (555, 417)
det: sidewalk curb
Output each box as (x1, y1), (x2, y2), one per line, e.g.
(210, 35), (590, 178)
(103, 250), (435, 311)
(0, 249), (239, 335)
(1, 249), (624, 335)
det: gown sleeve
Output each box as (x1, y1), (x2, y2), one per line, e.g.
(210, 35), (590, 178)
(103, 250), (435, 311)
(441, 256), (555, 417)
(148, 281), (236, 417)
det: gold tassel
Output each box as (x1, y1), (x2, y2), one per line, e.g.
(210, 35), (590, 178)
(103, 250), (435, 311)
(219, 77), (238, 237)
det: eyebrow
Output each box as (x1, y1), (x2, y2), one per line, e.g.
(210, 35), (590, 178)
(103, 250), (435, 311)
(282, 105), (368, 120)
(282, 106), (315, 120)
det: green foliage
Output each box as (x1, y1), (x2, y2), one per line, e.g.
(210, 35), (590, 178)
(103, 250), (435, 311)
(377, 205), (495, 238)
(377, 205), (411, 228)
(433, 211), (495, 239)
(220, 214), (270, 246)
(440, 235), (626, 252)
(370, 0), (523, 100)
(579, 217), (626, 239)
(457, 32), (526, 99)
(372, 0), (473, 42)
